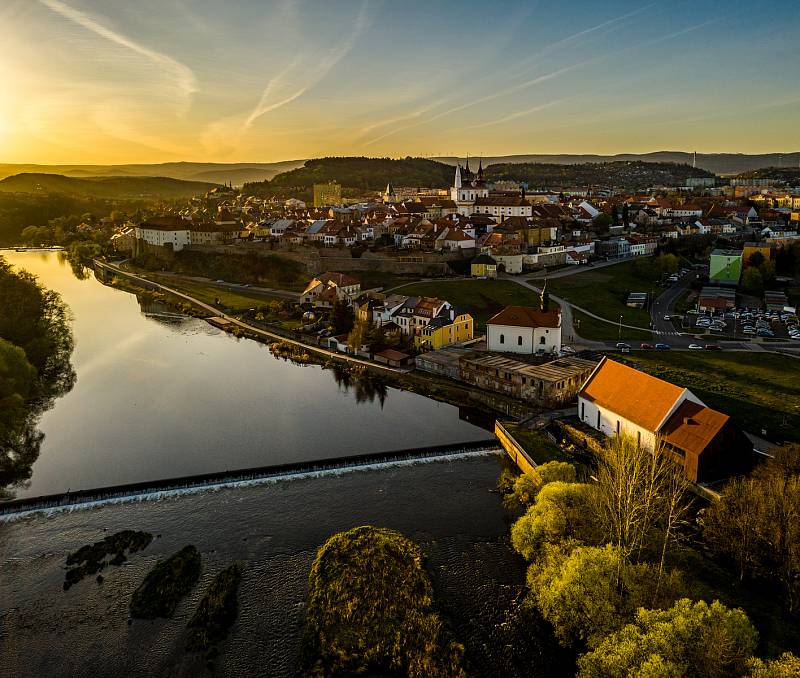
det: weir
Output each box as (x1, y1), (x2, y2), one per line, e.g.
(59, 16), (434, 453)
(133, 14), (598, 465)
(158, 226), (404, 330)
(0, 440), (501, 522)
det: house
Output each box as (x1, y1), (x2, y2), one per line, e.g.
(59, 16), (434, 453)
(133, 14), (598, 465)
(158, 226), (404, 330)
(596, 238), (631, 259)
(697, 286), (736, 312)
(301, 272), (361, 307)
(577, 358), (753, 483)
(373, 348), (414, 368)
(486, 303), (562, 355)
(742, 242), (772, 267)
(709, 249), (743, 285)
(471, 253), (498, 278)
(414, 308), (474, 351)
(436, 227), (476, 251)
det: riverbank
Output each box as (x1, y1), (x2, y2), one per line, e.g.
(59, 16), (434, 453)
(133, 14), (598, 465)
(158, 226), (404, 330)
(0, 454), (571, 678)
(96, 261), (534, 419)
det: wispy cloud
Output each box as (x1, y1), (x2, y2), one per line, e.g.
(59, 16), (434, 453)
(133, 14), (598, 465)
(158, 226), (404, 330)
(38, 0), (197, 103)
(244, 0), (371, 128)
(462, 99), (567, 130)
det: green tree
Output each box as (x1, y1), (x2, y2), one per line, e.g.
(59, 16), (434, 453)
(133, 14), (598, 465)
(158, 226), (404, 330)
(747, 652), (800, 677)
(0, 338), (37, 440)
(511, 481), (599, 561)
(528, 544), (685, 648)
(511, 460), (577, 505)
(741, 267), (764, 294)
(330, 297), (354, 334)
(578, 599), (759, 678)
(759, 260), (776, 287)
(747, 251), (766, 268)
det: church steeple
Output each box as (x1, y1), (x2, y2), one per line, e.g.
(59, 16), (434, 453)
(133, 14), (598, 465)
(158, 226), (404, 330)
(477, 157), (483, 179)
(454, 164), (462, 189)
(540, 278), (550, 312)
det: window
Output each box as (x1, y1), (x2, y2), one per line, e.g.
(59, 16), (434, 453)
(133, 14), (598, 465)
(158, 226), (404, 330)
(518, 336), (523, 346)
(616, 420), (620, 435)
(597, 410), (601, 428)
(500, 333), (505, 344)
(540, 336), (546, 345)
(581, 402), (585, 419)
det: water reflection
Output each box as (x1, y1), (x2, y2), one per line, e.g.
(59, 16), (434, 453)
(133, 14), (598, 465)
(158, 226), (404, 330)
(1, 251), (489, 499)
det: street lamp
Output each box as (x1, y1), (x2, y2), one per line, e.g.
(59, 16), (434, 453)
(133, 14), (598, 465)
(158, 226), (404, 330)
(618, 314), (623, 340)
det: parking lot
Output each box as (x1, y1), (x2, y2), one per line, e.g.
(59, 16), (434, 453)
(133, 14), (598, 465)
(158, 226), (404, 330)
(681, 307), (799, 341)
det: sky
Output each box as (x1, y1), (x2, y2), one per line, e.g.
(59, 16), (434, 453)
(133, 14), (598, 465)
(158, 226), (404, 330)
(1, 0), (798, 164)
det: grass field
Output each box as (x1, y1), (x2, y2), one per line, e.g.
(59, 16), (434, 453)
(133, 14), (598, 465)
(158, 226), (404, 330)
(146, 275), (287, 312)
(611, 351), (800, 441)
(395, 279), (551, 330)
(543, 260), (657, 331)
(503, 423), (571, 465)
(572, 310), (654, 342)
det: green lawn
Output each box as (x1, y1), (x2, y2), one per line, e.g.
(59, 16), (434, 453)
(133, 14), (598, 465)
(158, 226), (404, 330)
(147, 275), (286, 312)
(503, 423), (571, 465)
(611, 351), (800, 441)
(572, 310), (654, 342)
(395, 279), (551, 330)
(542, 260), (657, 330)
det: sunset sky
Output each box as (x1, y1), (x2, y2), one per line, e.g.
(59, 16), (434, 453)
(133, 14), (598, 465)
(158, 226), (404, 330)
(1, 0), (798, 164)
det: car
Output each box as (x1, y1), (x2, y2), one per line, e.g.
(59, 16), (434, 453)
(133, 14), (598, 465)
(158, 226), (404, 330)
(704, 344), (721, 350)
(663, 314), (672, 321)
(215, 279), (224, 283)
(640, 342), (654, 349)
(757, 329), (775, 337)
(687, 309), (699, 315)
(615, 342), (631, 349)
(655, 343), (671, 350)
(561, 346), (577, 354)
(688, 344), (703, 350)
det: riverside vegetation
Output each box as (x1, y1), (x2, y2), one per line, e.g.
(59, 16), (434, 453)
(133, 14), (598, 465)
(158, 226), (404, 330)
(63, 530), (153, 590)
(130, 545), (202, 619)
(500, 435), (800, 676)
(186, 563), (243, 660)
(301, 525), (468, 678)
(0, 256), (75, 499)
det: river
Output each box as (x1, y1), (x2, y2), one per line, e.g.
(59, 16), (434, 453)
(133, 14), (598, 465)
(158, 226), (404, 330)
(1, 251), (491, 500)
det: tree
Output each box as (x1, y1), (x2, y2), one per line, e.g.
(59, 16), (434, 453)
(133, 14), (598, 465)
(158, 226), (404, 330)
(703, 445), (800, 613)
(330, 297), (354, 334)
(611, 204), (620, 225)
(593, 213), (613, 234)
(593, 435), (690, 587)
(528, 544), (685, 648)
(759, 259), (776, 287)
(511, 460), (577, 505)
(622, 203), (630, 228)
(748, 251), (766, 268)
(741, 267), (763, 294)
(578, 599), (759, 678)
(511, 481), (600, 561)
(747, 652), (800, 677)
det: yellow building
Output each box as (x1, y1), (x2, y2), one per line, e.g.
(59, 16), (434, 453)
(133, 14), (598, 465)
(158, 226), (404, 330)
(313, 182), (342, 208)
(742, 242), (771, 267)
(415, 310), (474, 350)
(471, 253), (498, 278)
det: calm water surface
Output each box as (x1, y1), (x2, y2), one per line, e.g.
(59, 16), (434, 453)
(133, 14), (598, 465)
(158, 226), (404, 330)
(2, 251), (489, 499)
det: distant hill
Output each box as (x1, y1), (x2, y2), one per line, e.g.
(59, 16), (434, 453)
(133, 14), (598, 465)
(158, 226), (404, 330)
(0, 161), (306, 186)
(734, 166), (800, 186)
(434, 153), (800, 176)
(484, 161), (713, 190)
(0, 174), (220, 199)
(244, 157), (454, 195)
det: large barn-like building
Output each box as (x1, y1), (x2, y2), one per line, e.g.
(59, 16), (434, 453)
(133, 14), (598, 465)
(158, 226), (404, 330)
(577, 357), (753, 483)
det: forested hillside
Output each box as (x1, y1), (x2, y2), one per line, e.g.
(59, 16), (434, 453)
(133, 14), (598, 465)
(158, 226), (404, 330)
(0, 174), (219, 199)
(243, 157), (453, 195)
(485, 161), (714, 189)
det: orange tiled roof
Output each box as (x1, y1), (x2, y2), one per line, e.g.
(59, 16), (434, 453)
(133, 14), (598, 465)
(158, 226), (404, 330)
(660, 400), (730, 457)
(579, 358), (686, 432)
(488, 306), (560, 330)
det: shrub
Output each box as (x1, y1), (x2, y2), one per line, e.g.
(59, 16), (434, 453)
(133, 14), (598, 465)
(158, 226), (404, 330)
(130, 545), (201, 619)
(512, 461), (578, 505)
(302, 525), (467, 678)
(186, 563), (242, 654)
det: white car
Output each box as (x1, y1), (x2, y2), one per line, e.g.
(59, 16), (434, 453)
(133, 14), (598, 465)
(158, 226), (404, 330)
(663, 314), (671, 321)
(688, 344), (703, 350)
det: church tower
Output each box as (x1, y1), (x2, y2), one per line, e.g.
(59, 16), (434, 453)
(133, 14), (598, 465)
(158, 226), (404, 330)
(383, 181), (397, 204)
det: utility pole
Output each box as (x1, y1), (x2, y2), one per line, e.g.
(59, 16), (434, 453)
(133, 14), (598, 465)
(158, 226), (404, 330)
(618, 314), (623, 340)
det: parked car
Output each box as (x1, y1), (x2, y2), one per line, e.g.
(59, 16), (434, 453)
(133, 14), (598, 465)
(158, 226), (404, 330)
(640, 343), (654, 349)
(688, 344), (703, 350)
(704, 344), (721, 350)
(663, 315), (671, 321)
(616, 342), (631, 349)
(655, 343), (671, 350)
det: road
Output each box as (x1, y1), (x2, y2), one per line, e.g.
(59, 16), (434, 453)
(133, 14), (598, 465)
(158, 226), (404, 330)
(650, 269), (698, 338)
(123, 268), (300, 300)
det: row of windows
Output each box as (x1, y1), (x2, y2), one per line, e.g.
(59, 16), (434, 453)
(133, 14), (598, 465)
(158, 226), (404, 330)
(498, 334), (548, 345)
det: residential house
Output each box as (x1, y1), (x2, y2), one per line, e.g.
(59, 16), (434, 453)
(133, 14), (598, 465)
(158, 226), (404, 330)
(301, 271), (361, 307)
(471, 253), (498, 278)
(415, 307), (474, 350)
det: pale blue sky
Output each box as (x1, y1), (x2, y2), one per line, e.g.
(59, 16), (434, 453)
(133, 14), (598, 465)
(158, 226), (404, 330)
(1, 0), (798, 163)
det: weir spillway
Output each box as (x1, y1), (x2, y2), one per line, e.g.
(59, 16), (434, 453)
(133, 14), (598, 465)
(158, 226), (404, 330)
(0, 440), (502, 522)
